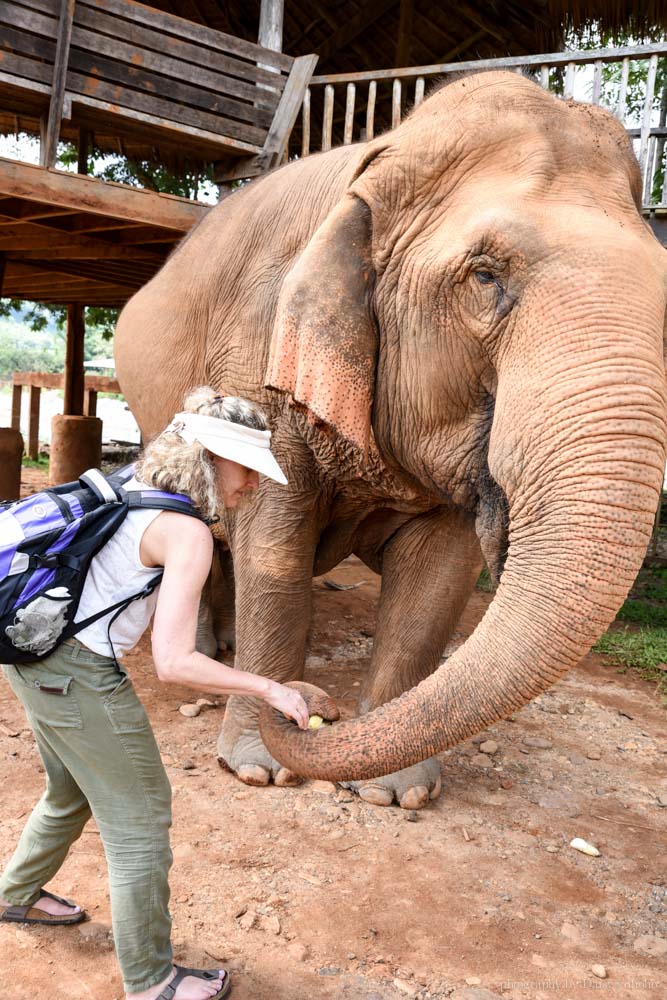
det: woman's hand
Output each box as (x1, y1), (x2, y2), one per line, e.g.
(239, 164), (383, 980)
(264, 681), (310, 730)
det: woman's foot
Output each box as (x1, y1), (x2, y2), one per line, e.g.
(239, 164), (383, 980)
(126, 967), (227, 1000)
(0, 892), (81, 918)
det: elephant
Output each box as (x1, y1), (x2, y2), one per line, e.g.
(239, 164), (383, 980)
(115, 70), (667, 809)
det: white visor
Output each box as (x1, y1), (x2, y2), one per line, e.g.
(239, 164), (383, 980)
(167, 412), (288, 486)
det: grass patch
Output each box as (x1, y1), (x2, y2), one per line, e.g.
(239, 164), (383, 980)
(594, 563), (667, 704)
(21, 455), (49, 470)
(593, 627), (667, 702)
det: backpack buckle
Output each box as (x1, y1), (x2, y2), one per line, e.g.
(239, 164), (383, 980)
(32, 553), (60, 569)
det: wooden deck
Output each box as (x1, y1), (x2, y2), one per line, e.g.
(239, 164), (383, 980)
(0, 156), (208, 305)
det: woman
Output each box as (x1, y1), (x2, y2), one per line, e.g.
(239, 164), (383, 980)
(0, 387), (310, 1000)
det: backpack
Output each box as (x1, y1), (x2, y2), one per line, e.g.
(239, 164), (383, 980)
(0, 466), (203, 664)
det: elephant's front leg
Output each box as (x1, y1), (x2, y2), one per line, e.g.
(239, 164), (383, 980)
(216, 490), (319, 786)
(348, 506), (483, 809)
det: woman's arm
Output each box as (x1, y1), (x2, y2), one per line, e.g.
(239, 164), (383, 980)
(143, 512), (309, 728)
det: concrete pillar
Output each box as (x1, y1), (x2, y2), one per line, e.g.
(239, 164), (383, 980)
(0, 427), (24, 501)
(49, 414), (102, 486)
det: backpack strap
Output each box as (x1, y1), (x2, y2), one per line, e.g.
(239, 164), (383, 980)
(80, 469), (123, 503)
(64, 573), (164, 638)
(123, 490), (204, 519)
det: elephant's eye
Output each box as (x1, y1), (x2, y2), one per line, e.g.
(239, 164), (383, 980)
(475, 270), (497, 285)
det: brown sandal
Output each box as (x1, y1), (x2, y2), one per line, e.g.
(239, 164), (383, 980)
(157, 966), (231, 1000)
(0, 889), (86, 926)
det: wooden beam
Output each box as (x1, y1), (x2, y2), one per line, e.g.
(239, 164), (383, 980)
(77, 126), (89, 175)
(317, 0), (397, 66)
(0, 159), (207, 231)
(28, 385), (41, 459)
(0, 250), (5, 294)
(396, 0), (414, 68)
(63, 302), (85, 416)
(13, 372), (120, 394)
(41, 0), (76, 169)
(0, 224), (162, 260)
(258, 0), (284, 52)
(261, 54), (318, 168)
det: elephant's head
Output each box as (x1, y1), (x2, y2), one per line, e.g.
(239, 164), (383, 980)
(261, 71), (667, 779)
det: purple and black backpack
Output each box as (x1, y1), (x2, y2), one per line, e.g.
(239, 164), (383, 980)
(0, 467), (202, 664)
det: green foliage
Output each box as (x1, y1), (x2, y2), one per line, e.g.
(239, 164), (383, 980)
(475, 565), (495, 593)
(21, 454), (49, 470)
(593, 627), (667, 701)
(0, 314), (117, 380)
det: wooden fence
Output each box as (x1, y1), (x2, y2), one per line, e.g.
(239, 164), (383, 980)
(290, 42), (667, 212)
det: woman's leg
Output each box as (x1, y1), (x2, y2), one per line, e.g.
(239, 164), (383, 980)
(0, 727), (91, 907)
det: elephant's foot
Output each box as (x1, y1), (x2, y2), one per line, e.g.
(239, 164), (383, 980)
(217, 728), (301, 788)
(340, 757), (442, 810)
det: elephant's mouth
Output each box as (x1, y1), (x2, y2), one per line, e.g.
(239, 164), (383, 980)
(474, 468), (509, 584)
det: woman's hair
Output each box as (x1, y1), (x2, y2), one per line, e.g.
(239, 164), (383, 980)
(134, 387), (269, 519)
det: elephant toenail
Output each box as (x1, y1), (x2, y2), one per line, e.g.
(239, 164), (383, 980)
(237, 764), (270, 786)
(399, 785), (430, 810)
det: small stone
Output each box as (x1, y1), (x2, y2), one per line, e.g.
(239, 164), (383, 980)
(238, 910), (256, 931)
(394, 979), (419, 997)
(179, 704), (201, 718)
(465, 978), (481, 986)
(471, 734), (490, 745)
(287, 942), (309, 962)
(172, 843), (195, 861)
(404, 810), (420, 822)
(523, 737), (552, 749)
(499, 779), (513, 790)
(195, 698), (217, 708)
(262, 914), (281, 935)
(560, 922), (582, 943)
(347, 953), (356, 960)
(590, 965), (608, 979)
(570, 837), (600, 857)
(479, 740), (498, 755)
(586, 749), (602, 760)
(318, 966), (341, 976)
(656, 793), (667, 807)
(311, 780), (337, 795)
(545, 844), (559, 854)
(182, 760), (196, 770)
(78, 921), (112, 943)
(632, 934), (667, 957)
(471, 753), (493, 768)
(233, 905), (247, 919)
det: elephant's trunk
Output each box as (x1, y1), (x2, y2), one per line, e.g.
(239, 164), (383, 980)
(260, 246), (667, 780)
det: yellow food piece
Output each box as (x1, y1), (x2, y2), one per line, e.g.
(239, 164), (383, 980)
(308, 715), (324, 730)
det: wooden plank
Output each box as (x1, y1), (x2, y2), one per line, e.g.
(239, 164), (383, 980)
(617, 57), (630, 122)
(564, 61), (575, 99)
(366, 79), (376, 140)
(2, 0), (287, 100)
(317, 0), (396, 66)
(41, 0), (75, 168)
(84, 387), (97, 417)
(64, 44), (275, 131)
(0, 158), (208, 231)
(70, 11), (283, 108)
(639, 54), (659, 177)
(260, 53), (317, 166)
(28, 384), (40, 459)
(258, 0), (284, 52)
(591, 59), (602, 105)
(309, 42), (667, 85)
(343, 82), (355, 144)
(63, 302), (85, 416)
(414, 76), (424, 107)
(64, 68), (268, 147)
(0, 248), (4, 293)
(392, 78), (402, 129)
(79, 0), (293, 73)
(301, 87), (311, 157)
(14, 371), (120, 392)
(0, 223), (162, 259)
(322, 83), (334, 152)
(539, 65), (549, 90)
(70, 91), (263, 155)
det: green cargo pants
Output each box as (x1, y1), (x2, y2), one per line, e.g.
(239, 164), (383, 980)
(0, 639), (173, 993)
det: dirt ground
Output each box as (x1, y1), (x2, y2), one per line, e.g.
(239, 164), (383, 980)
(1, 469), (666, 1000)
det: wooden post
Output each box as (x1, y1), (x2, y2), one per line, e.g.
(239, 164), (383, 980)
(258, 0), (284, 52)
(396, 0), (414, 68)
(84, 388), (97, 417)
(63, 303), (85, 416)
(77, 126), (89, 175)
(41, 0), (76, 168)
(11, 383), (22, 432)
(257, 0), (284, 110)
(28, 385), (41, 460)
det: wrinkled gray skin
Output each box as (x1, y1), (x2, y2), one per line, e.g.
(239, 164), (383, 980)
(115, 71), (667, 809)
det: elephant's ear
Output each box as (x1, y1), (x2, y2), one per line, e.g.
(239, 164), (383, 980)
(266, 194), (377, 453)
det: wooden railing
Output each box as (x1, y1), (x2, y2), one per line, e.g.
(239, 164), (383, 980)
(11, 371), (120, 459)
(291, 42), (667, 212)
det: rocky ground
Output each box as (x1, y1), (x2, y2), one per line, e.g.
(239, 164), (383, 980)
(0, 468), (665, 999)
